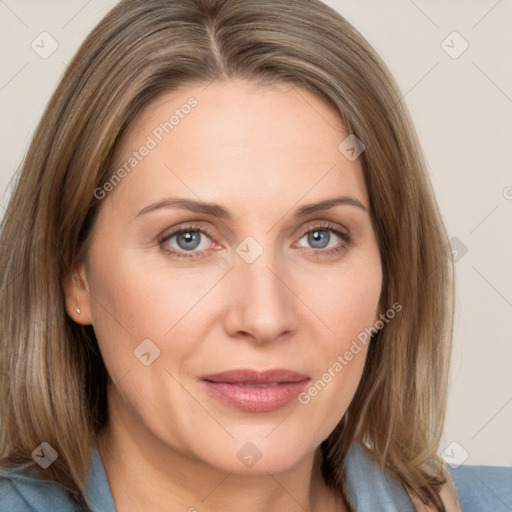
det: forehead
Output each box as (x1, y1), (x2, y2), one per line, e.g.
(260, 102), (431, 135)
(106, 79), (369, 216)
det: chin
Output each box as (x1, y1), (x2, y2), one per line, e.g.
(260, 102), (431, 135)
(186, 427), (320, 475)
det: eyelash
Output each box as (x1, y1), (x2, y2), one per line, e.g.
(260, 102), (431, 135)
(158, 222), (352, 260)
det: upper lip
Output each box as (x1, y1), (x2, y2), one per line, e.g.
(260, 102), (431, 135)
(200, 369), (310, 385)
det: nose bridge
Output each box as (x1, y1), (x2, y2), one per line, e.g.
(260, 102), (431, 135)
(225, 239), (295, 342)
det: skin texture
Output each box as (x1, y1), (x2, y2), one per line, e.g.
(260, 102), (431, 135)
(64, 80), (383, 512)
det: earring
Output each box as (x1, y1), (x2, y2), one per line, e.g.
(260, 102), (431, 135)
(72, 274), (81, 315)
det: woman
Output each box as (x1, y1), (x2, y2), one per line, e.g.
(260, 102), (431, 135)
(0, 1), (510, 511)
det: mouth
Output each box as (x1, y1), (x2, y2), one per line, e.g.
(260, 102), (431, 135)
(199, 369), (310, 412)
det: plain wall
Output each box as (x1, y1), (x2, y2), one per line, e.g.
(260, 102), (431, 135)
(0, 0), (511, 466)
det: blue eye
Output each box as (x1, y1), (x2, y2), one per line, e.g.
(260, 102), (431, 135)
(172, 230), (205, 251)
(159, 222), (351, 259)
(160, 224), (214, 259)
(295, 224), (351, 257)
(300, 229), (335, 249)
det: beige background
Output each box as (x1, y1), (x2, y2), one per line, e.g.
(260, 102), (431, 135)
(0, 0), (511, 466)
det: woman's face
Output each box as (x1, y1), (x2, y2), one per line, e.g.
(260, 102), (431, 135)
(72, 80), (383, 473)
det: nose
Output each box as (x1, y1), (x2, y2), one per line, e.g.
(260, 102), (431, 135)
(222, 249), (296, 345)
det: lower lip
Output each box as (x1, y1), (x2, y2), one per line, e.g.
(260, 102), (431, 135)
(201, 380), (309, 412)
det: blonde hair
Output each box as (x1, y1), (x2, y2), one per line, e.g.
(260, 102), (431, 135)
(0, 0), (455, 509)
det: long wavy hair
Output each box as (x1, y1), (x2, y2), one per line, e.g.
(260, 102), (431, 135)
(0, 0), (455, 509)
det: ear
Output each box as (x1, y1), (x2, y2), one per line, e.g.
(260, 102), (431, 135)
(62, 263), (93, 326)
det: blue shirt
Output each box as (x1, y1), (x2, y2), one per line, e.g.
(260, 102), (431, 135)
(1, 442), (511, 511)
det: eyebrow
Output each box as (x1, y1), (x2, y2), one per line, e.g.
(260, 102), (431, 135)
(134, 195), (368, 219)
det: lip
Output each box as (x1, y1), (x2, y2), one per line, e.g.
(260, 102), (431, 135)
(199, 369), (310, 413)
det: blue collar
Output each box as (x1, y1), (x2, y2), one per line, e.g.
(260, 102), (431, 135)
(342, 443), (415, 511)
(86, 443), (117, 512)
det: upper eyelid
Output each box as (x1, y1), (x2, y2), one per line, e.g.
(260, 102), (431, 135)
(160, 223), (214, 243)
(297, 222), (347, 237)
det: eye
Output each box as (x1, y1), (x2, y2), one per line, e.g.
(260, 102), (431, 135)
(159, 224), (216, 259)
(159, 222), (351, 260)
(294, 223), (351, 257)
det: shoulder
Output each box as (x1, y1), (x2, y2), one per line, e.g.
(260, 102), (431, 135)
(343, 443), (512, 511)
(0, 468), (79, 512)
(448, 463), (512, 511)
(0, 442), (116, 512)
(0, 475), (31, 511)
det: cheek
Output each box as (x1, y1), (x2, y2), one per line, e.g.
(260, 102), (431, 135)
(293, 252), (381, 422)
(85, 245), (194, 379)
(85, 237), (232, 388)
(301, 251), (382, 346)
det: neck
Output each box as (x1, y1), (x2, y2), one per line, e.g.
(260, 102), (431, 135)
(96, 391), (345, 512)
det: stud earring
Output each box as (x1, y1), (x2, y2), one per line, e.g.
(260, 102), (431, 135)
(72, 274), (81, 315)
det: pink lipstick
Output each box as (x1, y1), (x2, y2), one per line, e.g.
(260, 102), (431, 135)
(199, 369), (310, 412)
